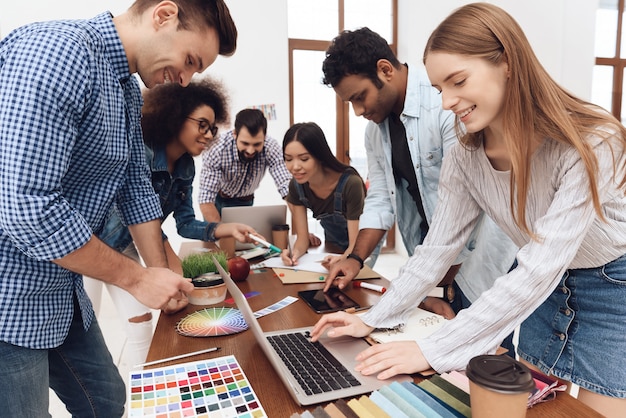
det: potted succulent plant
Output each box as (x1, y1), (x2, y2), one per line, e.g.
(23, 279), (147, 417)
(181, 252), (229, 305)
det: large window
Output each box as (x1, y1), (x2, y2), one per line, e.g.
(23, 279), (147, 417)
(593, 0), (626, 122)
(288, 0), (396, 173)
(287, 0), (397, 248)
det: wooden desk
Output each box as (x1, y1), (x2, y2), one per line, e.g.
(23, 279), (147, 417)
(146, 251), (602, 418)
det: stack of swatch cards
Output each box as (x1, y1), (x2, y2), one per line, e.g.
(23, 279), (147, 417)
(290, 369), (566, 418)
(128, 355), (266, 417)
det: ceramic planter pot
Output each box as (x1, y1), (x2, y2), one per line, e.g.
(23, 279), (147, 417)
(188, 273), (227, 305)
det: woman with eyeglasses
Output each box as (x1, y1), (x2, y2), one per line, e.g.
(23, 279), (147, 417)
(84, 77), (257, 366)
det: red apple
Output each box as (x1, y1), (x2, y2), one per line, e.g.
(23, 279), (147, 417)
(227, 256), (250, 282)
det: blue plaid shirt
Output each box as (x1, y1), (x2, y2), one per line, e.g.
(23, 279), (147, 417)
(198, 130), (291, 203)
(0, 13), (162, 349)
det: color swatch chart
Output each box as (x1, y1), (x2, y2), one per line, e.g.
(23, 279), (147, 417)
(128, 355), (266, 418)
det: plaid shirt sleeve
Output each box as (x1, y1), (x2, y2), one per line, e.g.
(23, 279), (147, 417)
(264, 137), (291, 198)
(0, 29), (95, 260)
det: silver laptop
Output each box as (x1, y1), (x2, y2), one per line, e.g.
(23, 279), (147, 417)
(212, 256), (410, 406)
(221, 204), (287, 250)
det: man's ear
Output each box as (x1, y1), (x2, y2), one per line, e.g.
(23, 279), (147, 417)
(377, 59), (395, 80)
(152, 1), (179, 30)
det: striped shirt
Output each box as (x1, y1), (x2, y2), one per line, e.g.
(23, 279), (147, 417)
(198, 130), (291, 203)
(362, 130), (626, 372)
(0, 13), (162, 348)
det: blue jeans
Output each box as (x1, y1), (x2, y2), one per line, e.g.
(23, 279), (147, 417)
(0, 297), (125, 417)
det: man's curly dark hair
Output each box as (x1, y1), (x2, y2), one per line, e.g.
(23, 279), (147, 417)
(141, 77), (229, 149)
(322, 27), (401, 89)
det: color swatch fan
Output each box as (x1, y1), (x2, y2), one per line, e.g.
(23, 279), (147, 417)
(177, 307), (248, 337)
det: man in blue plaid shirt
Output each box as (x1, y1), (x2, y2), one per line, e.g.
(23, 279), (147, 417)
(0, 1), (237, 416)
(198, 108), (291, 222)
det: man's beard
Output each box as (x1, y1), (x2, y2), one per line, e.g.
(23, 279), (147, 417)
(238, 150), (258, 163)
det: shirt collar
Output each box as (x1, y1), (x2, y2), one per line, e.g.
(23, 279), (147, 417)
(92, 12), (132, 84)
(402, 64), (420, 119)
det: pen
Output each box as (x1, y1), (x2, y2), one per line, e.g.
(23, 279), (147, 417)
(353, 281), (387, 294)
(287, 237), (293, 259)
(249, 233), (282, 253)
(133, 347), (221, 368)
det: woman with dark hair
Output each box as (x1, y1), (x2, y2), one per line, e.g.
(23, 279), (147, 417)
(281, 122), (366, 268)
(85, 77), (257, 366)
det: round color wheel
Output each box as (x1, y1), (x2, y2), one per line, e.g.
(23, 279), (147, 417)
(176, 307), (248, 337)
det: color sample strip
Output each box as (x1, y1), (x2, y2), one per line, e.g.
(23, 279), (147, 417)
(418, 380), (471, 417)
(400, 382), (460, 418)
(253, 296), (298, 318)
(128, 355), (266, 418)
(369, 390), (410, 418)
(387, 381), (444, 418)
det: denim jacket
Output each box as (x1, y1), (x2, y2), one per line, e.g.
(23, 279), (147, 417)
(360, 65), (517, 300)
(100, 146), (218, 251)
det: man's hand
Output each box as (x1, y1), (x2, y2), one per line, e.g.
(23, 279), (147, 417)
(308, 233), (321, 247)
(323, 257), (361, 291)
(419, 296), (456, 319)
(127, 267), (194, 311)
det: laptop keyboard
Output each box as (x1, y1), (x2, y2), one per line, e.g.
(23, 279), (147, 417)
(267, 331), (361, 395)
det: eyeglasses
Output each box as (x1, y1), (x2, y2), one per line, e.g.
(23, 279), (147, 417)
(187, 117), (218, 137)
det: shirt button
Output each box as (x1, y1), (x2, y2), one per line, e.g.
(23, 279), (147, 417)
(426, 153), (434, 160)
(409, 136), (414, 141)
(564, 309), (571, 316)
(559, 333), (566, 341)
(415, 164), (420, 169)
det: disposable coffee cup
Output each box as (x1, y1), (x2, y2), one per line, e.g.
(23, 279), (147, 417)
(218, 237), (236, 258)
(271, 224), (289, 250)
(466, 355), (535, 418)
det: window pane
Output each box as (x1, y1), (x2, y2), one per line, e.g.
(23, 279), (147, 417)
(344, 0), (393, 43)
(596, 0), (617, 57)
(622, 68), (626, 124)
(348, 109), (369, 180)
(292, 50), (338, 155)
(592, 65), (614, 114)
(288, 0), (338, 40)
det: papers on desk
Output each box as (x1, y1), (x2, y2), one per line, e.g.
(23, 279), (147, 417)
(262, 252), (328, 273)
(260, 252), (381, 284)
(366, 307), (447, 344)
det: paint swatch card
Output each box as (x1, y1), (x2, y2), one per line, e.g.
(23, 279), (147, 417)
(128, 355), (267, 418)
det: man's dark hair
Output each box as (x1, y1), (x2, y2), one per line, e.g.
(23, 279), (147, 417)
(322, 27), (400, 89)
(131, 0), (237, 56)
(141, 77), (229, 149)
(234, 109), (267, 137)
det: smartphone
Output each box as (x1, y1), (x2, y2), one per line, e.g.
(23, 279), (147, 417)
(298, 288), (360, 314)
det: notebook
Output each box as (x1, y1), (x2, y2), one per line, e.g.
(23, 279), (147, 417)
(221, 204), (287, 250)
(212, 256), (411, 406)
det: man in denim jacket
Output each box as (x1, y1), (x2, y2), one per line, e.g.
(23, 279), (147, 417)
(322, 28), (518, 339)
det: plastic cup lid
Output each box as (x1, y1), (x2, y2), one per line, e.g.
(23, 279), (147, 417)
(466, 355), (536, 393)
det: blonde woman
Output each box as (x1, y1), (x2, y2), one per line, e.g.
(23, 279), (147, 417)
(311, 4), (626, 416)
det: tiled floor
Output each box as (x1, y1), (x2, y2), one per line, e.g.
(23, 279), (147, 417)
(48, 251), (409, 417)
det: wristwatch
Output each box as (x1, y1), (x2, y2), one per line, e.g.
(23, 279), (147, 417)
(346, 253), (364, 269)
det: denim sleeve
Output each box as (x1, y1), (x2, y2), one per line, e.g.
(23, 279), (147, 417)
(172, 185), (218, 242)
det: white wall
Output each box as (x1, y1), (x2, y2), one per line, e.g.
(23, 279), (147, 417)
(2, 0), (599, 252)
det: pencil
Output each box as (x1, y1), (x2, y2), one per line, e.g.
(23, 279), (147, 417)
(134, 347), (221, 368)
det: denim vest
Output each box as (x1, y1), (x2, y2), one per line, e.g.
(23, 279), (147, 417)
(100, 146), (216, 250)
(295, 171), (351, 250)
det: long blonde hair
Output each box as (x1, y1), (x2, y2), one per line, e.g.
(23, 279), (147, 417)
(423, 2), (626, 237)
